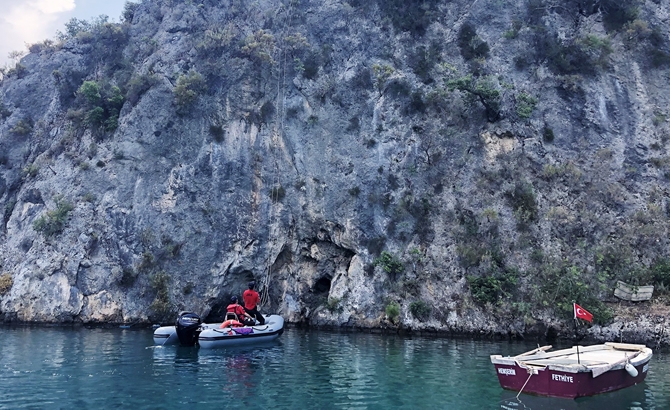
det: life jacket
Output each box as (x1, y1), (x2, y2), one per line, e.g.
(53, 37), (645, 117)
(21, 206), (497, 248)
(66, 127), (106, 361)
(226, 303), (245, 316)
(220, 319), (243, 328)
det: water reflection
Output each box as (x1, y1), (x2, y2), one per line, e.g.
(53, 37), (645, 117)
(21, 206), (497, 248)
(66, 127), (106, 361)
(496, 382), (656, 410)
(221, 354), (256, 396)
(2, 326), (669, 410)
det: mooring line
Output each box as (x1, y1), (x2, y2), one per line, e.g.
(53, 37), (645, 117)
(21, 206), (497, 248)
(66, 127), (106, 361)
(516, 371), (534, 399)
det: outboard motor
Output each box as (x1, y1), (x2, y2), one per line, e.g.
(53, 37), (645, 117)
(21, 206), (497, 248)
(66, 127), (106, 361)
(175, 311), (202, 346)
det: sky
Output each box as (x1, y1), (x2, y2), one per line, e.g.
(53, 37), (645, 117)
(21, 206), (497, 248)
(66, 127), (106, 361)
(0, 0), (129, 66)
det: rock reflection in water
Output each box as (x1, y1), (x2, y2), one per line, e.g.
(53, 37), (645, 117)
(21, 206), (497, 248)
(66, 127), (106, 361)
(1, 326), (668, 409)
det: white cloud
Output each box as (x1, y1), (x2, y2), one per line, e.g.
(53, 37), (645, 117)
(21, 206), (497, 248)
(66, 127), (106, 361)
(0, 0), (75, 64)
(0, 0), (126, 66)
(31, 0), (76, 14)
(2, 0), (75, 35)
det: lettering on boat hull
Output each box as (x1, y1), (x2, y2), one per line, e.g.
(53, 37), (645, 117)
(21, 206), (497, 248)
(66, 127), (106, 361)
(551, 373), (574, 383)
(498, 368), (516, 376)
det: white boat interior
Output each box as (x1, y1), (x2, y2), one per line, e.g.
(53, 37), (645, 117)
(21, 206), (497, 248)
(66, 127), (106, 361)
(491, 342), (652, 376)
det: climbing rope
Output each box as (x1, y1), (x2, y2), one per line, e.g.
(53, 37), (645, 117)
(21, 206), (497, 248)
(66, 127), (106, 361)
(260, 1), (294, 307)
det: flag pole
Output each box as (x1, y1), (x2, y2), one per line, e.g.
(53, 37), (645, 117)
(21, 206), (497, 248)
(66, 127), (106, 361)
(573, 303), (580, 365)
(574, 318), (581, 364)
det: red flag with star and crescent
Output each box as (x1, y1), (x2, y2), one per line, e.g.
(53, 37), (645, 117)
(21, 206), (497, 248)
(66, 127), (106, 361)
(574, 303), (593, 323)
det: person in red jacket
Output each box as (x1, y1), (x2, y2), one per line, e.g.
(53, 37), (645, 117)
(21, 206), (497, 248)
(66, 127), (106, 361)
(227, 296), (255, 325)
(243, 281), (265, 325)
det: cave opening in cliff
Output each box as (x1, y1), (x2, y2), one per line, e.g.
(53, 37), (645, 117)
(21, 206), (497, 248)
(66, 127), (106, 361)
(203, 303), (227, 323)
(313, 277), (331, 294)
(203, 271), (258, 322)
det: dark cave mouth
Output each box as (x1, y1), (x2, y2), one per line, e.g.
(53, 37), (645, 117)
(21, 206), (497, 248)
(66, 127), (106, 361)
(314, 277), (331, 294)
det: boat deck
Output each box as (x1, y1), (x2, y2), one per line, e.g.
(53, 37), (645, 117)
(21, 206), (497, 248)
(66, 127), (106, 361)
(523, 348), (637, 367)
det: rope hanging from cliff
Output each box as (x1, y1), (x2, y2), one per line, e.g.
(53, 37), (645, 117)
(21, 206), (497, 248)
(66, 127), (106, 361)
(260, 0), (294, 307)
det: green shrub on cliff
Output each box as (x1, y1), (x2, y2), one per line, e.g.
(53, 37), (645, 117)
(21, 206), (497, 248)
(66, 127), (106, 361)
(468, 270), (518, 305)
(543, 127), (555, 143)
(385, 302), (400, 322)
(121, 1), (140, 24)
(326, 297), (341, 313)
(529, 30), (612, 76)
(446, 74), (501, 122)
(174, 70), (205, 114)
(21, 164), (39, 178)
(538, 264), (613, 324)
(374, 251), (404, 279)
(409, 300), (431, 320)
(372, 64), (395, 92)
(75, 80), (124, 132)
(149, 270), (172, 318)
(0, 273), (12, 295)
(78, 80), (102, 105)
(10, 118), (33, 136)
(33, 198), (74, 238)
(651, 258), (670, 290)
(505, 181), (538, 230)
(373, 0), (440, 37)
(197, 26), (237, 54)
(516, 92), (538, 119)
(241, 29), (275, 64)
(600, 0), (641, 32)
(137, 251), (155, 273)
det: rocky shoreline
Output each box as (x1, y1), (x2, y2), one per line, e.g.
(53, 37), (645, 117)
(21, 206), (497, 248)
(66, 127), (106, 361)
(3, 302), (668, 350)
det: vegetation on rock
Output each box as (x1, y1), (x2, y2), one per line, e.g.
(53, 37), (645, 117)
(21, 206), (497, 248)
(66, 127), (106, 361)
(374, 251), (404, 280)
(32, 198), (74, 238)
(0, 273), (12, 295)
(173, 70), (205, 114)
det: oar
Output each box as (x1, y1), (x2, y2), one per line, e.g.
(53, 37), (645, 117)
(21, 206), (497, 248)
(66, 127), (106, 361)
(591, 351), (641, 378)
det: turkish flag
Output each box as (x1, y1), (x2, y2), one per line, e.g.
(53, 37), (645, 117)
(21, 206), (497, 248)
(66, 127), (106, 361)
(574, 303), (593, 323)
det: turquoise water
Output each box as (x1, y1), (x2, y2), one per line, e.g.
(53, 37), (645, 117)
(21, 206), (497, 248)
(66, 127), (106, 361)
(0, 326), (668, 409)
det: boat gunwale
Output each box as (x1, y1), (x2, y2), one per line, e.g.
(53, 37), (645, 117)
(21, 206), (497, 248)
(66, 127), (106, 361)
(490, 343), (653, 374)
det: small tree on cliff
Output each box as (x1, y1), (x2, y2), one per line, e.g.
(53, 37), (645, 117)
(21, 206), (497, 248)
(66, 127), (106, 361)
(446, 74), (501, 122)
(374, 251), (405, 281)
(174, 70), (205, 115)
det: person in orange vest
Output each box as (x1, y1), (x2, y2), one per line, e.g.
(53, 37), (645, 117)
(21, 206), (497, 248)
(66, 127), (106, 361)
(227, 296), (255, 325)
(243, 281), (265, 325)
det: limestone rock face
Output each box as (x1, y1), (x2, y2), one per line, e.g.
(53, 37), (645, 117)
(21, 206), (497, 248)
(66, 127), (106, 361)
(1, 0), (670, 344)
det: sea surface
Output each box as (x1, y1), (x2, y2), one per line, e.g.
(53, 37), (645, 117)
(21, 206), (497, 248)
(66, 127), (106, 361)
(0, 325), (668, 409)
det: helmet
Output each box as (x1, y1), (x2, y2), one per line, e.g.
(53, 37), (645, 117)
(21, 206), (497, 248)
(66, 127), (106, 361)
(248, 281), (255, 289)
(231, 295), (238, 302)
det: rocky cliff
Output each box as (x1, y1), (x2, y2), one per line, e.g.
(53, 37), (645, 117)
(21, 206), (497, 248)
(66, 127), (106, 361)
(1, 0), (670, 345)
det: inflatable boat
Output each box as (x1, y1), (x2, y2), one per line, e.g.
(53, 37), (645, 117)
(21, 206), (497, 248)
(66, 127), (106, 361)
(153, 311), (284, 348)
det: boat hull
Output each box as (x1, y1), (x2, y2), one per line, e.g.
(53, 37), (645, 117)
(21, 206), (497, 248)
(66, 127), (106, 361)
(153, 326), (179, 345)
(198, 325), (283, 348)
(153, 315), (284, 348)
(493, 360), (650, 399)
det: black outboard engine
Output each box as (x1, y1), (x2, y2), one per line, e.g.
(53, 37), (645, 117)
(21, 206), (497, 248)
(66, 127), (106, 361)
(175, 311), (202, 346)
